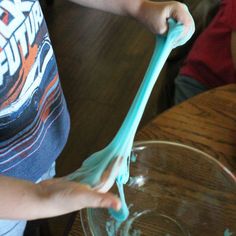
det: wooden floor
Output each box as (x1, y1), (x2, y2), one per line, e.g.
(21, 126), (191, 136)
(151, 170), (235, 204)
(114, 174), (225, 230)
(32, 1), (168, 235)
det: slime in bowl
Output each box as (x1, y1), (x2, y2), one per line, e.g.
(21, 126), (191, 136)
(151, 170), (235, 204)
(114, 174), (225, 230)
(80, 141), (236, 236)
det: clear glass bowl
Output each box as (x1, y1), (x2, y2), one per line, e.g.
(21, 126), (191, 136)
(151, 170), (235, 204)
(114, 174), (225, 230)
(81, 141), (236, 236)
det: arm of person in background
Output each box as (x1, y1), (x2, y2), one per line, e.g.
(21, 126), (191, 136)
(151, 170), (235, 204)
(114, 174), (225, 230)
(69, 0), (194, 36)
(231, 31), (236, 69)
(0, 175), (120, 220)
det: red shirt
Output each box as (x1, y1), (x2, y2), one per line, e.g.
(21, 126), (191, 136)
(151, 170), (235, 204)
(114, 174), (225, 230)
(180, 0), (236, 88)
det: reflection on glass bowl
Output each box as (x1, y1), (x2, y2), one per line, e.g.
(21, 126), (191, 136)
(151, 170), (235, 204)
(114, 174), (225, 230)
(81, 141), (236, 236)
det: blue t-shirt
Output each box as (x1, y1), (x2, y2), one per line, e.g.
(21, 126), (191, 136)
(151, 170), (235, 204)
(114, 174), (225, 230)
(0, 0), (70, 182)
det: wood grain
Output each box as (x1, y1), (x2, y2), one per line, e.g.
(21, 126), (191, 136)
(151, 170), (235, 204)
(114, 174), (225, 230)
(137, 84), (236, 174)
(68, 84), (236, 236)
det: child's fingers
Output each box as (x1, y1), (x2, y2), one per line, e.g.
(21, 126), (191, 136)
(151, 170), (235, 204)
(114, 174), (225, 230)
(80, 188), (121, 210)
(171, 3), (195, 36)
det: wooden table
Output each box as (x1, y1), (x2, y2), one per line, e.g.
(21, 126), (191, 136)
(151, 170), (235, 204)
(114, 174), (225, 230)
(68, 84), (236, 236)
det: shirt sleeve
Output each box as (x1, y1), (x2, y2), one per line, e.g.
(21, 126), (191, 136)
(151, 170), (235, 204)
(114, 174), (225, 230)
(221, 0), (236, 30)
(231, 0), (236, 30)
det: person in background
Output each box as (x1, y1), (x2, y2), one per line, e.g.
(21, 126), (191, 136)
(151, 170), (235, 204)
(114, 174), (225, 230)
(174, 0), (236, 104)
(0, 0), (194, 235)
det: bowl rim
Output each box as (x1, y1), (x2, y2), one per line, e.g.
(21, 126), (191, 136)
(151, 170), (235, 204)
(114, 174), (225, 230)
(80, 139), (236, 235)
(133, 140), (235, 181)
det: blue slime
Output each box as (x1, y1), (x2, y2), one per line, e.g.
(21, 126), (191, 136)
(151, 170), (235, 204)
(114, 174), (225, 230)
(67, 18), (194, 224)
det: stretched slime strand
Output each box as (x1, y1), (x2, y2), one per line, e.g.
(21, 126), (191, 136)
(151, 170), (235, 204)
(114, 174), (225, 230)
(109, 19), (192, 222)
(67, 19), (194, 223)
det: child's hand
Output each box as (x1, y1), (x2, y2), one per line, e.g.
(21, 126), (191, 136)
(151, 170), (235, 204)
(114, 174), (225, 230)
(0, 175), (120, 220)
(70, 0), (194, 38)
(37, 177), (121, 218)
(134, 1), (194, 36)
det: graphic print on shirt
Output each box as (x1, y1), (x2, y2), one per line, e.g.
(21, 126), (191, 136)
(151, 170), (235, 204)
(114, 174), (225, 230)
(0, 0), (65, 174)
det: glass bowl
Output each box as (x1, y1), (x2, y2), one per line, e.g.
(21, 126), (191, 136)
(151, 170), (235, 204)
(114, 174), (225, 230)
(80, 141), (236, 236)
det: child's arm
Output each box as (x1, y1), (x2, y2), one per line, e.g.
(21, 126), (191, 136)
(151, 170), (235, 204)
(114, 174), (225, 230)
(231, 31), (236, 69)
(69, 0), (194, 35)
(0, 176), (120, 220)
